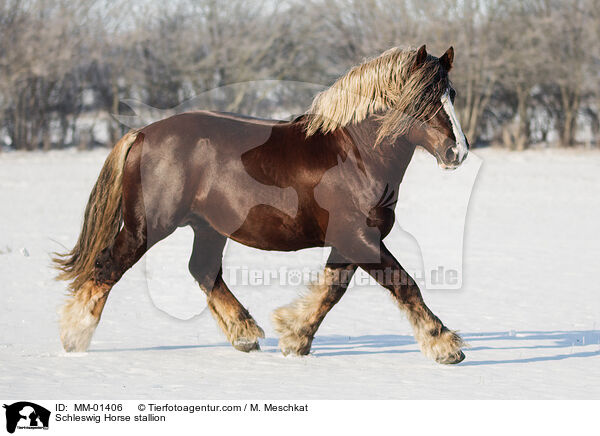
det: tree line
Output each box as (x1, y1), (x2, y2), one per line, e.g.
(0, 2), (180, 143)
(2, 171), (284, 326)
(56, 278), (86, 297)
(1, 0), (599, 150)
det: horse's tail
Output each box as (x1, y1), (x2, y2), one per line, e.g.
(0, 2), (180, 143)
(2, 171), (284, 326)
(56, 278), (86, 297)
(53, 130), (140, 293)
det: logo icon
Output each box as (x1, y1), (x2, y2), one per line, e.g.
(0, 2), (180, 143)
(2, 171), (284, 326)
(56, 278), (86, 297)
(3, 402), (50, 433)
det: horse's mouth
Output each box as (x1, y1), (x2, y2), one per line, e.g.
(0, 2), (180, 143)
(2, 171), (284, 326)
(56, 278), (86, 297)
(439, 163), (459, 171)
(435, 153), (461, 170)
(436, 147), (468, 170)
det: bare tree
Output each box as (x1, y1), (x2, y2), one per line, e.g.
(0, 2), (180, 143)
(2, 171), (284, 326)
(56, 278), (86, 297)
(0, 0), (598, 150)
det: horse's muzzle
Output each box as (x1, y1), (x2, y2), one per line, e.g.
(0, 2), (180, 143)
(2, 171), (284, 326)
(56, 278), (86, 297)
(439, 143), (468, 170)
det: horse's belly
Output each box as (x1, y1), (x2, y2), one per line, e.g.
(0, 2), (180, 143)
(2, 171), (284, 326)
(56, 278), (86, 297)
(227, 204), (323, 251)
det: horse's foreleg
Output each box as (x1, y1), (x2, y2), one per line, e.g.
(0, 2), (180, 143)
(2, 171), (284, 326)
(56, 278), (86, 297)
(272, 249), (357, 355)
(189, 224), (264, 352)
(357, 241), (464, 364)
(60, 224), (149, 352)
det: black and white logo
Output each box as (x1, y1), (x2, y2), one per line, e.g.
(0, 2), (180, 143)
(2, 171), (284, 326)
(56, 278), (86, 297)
(3, 402), (50, 433)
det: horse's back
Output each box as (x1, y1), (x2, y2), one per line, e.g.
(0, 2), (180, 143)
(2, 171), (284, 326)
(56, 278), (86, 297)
(139, 111), (284, 151)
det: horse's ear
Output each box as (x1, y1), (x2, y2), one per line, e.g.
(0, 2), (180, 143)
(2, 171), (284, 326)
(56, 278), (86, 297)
(413, 45), (427, 71)
(440, 46), (454, 71)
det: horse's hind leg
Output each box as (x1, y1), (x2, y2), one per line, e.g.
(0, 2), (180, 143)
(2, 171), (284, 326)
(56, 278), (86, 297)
(60, 221), (152, 352)
(189, 224), (264, 352)
(272, 248), (357, 355)
(59, 281), (112, 352)
(207, 275), (265, 352)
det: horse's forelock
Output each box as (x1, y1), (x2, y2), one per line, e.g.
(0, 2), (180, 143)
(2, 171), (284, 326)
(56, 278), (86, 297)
(376, 57), (448, 144)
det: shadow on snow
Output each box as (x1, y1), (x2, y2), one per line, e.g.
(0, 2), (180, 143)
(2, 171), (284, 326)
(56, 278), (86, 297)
(88, 330), (600, 365)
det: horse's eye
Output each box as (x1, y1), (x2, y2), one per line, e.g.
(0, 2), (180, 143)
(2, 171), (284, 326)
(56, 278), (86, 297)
(449, 89), (456, 102)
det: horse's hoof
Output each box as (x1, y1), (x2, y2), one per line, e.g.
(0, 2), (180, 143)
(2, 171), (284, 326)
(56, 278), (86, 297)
(279, 341), (312, 356)
(232, 338), (261, 352)
(435, 350), (465, 365)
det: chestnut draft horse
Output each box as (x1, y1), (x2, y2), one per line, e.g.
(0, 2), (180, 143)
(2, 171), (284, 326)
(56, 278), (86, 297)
(54, 45), (470, 364)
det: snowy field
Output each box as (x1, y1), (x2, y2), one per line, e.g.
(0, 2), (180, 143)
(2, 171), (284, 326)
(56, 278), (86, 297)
(1, 146), (599, 399)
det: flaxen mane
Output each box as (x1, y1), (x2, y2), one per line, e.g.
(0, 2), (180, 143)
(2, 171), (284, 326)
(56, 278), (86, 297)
(304, 47), (448, 145)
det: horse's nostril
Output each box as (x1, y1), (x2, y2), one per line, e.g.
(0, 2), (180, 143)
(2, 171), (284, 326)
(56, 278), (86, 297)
(446, 146), (457, 162)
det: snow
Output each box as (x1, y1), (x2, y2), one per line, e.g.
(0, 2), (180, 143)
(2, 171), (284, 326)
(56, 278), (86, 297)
(0, 147), (599, 399)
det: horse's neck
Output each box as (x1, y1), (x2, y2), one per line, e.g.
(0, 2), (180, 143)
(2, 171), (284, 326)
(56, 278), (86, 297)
(345, 117), (416, 187)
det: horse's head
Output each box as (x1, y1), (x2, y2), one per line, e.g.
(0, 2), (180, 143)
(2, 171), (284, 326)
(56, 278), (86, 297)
(403, 45), (469, 170)
(304, 44), (470, 168)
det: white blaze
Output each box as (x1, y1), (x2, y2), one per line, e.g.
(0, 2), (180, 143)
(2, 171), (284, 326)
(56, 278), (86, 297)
(441, 90), (468, 161)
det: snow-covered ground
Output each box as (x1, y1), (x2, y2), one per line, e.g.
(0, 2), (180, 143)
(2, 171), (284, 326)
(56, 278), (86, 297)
(0, 147), (599, 399)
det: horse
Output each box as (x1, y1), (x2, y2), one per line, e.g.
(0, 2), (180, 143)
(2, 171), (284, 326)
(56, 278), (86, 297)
(53, 44), (470, 364)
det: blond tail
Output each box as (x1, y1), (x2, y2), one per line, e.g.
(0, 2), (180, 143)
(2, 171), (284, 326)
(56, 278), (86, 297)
(52, 130), (140, 292)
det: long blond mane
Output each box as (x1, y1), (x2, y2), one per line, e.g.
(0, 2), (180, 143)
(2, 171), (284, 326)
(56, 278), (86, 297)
(304, 47), (447, 145)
